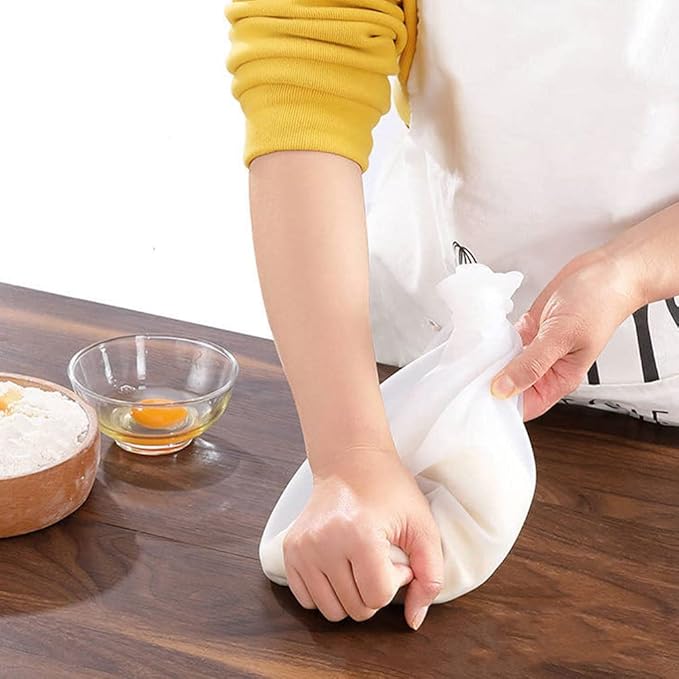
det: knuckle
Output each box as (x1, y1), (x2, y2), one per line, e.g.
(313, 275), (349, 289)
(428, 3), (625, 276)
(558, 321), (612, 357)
(305, 527), (325, 548)
(323, 608), (348, 623)
(299, 599), (317, 611)
(561, 322), (581, 345)
(282, 534), (299, 559)
(349, 607), (377, 623)
(291, 590), (316, 610)
(284, 526), (328, 559)
(362, 579), (394, 609)
(521, 355), (547, 382)
(551, 327), (578, 354)
(352, 525), (382, 551)
(420, 579), (444, 599)
(544, 314), (584, 349)
(364, 590), (393, 610)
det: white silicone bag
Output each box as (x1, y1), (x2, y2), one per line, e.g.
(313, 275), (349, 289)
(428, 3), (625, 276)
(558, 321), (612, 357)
(259, 264), (536, 604)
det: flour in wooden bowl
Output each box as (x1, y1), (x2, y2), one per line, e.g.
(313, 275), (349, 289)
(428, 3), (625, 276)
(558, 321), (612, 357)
(0, 381), (89, 479)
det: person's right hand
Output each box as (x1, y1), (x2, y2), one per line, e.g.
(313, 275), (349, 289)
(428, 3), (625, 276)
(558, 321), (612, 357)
(283, 446), (444, 630)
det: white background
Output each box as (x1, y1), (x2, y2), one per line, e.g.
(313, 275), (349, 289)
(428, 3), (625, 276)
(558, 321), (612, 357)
(0, 1), (401, 340)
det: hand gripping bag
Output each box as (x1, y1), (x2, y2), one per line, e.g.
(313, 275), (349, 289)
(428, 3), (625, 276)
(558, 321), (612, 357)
(259, 263), (536, 603)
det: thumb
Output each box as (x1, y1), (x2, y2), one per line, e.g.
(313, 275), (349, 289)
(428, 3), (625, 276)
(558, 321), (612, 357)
(492, 324), (569, 399)
(403, 527), (443, 631)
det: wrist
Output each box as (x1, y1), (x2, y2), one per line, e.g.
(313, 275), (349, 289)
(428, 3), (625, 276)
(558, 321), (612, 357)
(306, 430), (398, 480)
(599, 202), (679, 306)
(310, 445), (401, 485)
(594, 240), (649, 314)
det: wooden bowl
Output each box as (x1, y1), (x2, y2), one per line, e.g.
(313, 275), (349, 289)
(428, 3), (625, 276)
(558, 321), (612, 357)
(0, 373), (101, 538)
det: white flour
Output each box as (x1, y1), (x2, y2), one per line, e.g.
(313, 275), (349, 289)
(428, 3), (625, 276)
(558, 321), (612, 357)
(0, 381), (89, 480)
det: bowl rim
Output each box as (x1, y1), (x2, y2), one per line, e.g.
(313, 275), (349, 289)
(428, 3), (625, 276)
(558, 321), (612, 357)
(0, 372), (100, 482)
(67, 334), (240, 407)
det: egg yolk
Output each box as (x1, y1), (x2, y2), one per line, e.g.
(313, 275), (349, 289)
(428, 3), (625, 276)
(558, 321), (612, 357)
(0, 388), (22, 413)
(131, 398), (188, 430)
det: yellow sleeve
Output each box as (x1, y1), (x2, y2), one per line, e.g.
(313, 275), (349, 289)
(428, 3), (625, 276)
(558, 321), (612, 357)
(226, 0), (415, 172)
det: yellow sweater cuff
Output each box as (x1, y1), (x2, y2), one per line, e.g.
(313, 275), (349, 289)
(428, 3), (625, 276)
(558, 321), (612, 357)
(238, 82), (389, 172)
(227, 0), (410, 172)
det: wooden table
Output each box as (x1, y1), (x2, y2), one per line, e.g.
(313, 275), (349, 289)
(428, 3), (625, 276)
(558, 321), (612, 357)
(0, 283), (677, 679)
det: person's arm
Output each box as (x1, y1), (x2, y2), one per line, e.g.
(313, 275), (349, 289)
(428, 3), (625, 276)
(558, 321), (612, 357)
(492, 201), (679, 419)
(605, 200), (679, 303)
(250, 152), (390, 462)
(251, 151), (442, 629)
(228, 2), (441, 630)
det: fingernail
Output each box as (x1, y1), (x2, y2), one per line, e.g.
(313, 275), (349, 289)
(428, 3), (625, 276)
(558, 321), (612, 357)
(491, 374), (516, 400)
(410, 605), (429, 631)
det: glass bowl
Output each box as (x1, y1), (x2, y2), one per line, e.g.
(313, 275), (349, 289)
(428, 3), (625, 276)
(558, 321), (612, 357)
(68, 335), (239, 455)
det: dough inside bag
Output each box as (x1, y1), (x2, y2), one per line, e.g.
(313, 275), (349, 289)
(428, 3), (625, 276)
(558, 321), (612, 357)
(259, 263), (536, 604)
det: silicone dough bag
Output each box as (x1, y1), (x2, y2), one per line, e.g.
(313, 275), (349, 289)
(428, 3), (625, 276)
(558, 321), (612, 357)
(259, 264), (536, 604)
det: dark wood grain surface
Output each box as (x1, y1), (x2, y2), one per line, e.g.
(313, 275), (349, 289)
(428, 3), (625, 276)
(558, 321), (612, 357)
(0, 282), (677, 679)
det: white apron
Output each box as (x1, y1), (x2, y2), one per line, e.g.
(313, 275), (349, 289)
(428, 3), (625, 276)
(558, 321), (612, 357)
(367, 0), (679, 425)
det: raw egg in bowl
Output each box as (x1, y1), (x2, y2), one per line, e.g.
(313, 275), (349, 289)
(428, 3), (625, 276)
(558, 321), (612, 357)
(68, 335), (239, 455)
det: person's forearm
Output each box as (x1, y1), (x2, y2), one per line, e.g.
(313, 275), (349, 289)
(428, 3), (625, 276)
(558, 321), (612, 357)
(249, 151), (394, 473)
(604, 200), (679, 304)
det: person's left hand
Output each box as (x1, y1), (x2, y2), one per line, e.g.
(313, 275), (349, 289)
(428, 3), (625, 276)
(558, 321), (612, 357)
(491, 249), (645, 421)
